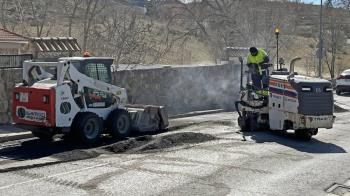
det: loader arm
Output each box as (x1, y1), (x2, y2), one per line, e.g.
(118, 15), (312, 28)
(21, 60), (128, 108)
(22, 61), (56, 85)
(67, 63), (128, 106)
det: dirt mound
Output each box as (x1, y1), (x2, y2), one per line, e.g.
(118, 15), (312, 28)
(334, 104), (348, 113)
(105, 132), (217, 153)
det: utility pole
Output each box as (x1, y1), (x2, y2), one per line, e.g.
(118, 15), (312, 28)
(275, 28), (280, 70)
(318, 0), (323, 78)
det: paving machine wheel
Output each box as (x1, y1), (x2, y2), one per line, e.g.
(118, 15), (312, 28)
(249, 114), (260, 132)
(295, 129), (313, 141)
(238, 115), (249, 132)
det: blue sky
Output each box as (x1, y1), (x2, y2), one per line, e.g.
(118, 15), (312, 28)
(302, 0), (321, 4)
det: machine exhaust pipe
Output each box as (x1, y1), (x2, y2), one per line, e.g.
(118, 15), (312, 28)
(289, 57), (302, 74)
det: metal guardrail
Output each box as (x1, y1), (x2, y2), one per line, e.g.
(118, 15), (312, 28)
(0, 54), (33, 69)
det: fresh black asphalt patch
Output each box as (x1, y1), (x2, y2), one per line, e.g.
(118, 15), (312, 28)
(105, 132), (217, 153)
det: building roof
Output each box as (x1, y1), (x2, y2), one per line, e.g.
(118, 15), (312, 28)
(59, 57), (113, 61)
(0, 28), (29, 42)
(31, 37), (81, 52)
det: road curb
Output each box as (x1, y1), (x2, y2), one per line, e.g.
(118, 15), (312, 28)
(169, 109), (227, 119)
(167, 122), (198, 131)
(0, 132), (33, 143)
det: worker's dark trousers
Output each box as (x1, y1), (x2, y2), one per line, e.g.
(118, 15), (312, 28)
(252, 74), (268, 89)
(252, 74), (262, 89)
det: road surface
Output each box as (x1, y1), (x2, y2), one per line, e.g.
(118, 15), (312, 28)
(0, 95), (349, 196)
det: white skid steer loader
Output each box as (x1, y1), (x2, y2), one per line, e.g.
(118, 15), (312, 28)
(12, 57), (168, 143)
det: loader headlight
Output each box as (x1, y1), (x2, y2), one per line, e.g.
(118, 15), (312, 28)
(43, 95), (49, 103)
(301, 87), (311, 92)
(15, 93), (20, 101)
(325, 87), (333, 92)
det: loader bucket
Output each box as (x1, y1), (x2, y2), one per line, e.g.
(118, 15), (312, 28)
(126, 105), (169, 132)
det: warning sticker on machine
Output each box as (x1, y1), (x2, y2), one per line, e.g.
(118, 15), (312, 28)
(16, 107), (46, 122)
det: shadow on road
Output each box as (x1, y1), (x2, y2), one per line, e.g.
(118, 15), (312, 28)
(0, 130), (165, 162)
(0, 137), (111, 161)
(241, 130), (347, 154)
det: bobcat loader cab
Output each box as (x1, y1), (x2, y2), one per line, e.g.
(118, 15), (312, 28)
(12, 57), (168, 143)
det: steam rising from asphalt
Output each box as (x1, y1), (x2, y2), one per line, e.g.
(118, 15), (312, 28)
(165, 64), (241, 114)
(115, 63), (242, 115)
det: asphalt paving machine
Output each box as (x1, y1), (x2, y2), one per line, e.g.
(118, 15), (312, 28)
(235, 57), (335, 140)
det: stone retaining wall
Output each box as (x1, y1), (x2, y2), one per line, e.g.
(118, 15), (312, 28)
(0, 68), (22, 124)
(0, 63), (240, 124)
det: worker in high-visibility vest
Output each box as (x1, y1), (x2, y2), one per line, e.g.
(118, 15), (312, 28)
(247, 47), (270, 96)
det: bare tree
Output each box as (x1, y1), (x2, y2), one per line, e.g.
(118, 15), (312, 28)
(12, 0), (27, 35)
(161, 0), (298, 61)
(0, 0), (10, 29)
(81, 0), (106, 51)
(60, 0), (83, 37)
(93, 8), (150, 65)
(26, 0), (54, 37)
(323, 1), (348, 79)
(89, 4), (184, 68)
(0, 0), (24, 31)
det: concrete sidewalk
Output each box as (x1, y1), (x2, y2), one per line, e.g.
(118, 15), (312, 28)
(0, 111), (233, 143)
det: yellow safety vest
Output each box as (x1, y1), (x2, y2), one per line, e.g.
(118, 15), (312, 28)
(247, 48), (268, 75)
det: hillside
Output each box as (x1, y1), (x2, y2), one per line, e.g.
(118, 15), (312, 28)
(0, 0), (349, 74)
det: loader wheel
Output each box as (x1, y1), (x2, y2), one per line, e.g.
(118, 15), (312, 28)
(107, 109), (131, 139)
(72, 113), (103, 144)
(31, 129), (54, 141)
(295, 129), (312, 141)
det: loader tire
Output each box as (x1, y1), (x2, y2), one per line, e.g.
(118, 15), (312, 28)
(107, 109), (131, 139)
(72, 112), (103, 144)
(295, 129), (312, 141)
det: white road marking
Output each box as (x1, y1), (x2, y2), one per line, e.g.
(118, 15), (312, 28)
(335, 113), (350, 117)
(0, 163), (110, 190)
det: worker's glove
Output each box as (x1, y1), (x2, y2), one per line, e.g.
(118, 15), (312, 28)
(259, 63), (272, 69)
(247, 63), (258, 68)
